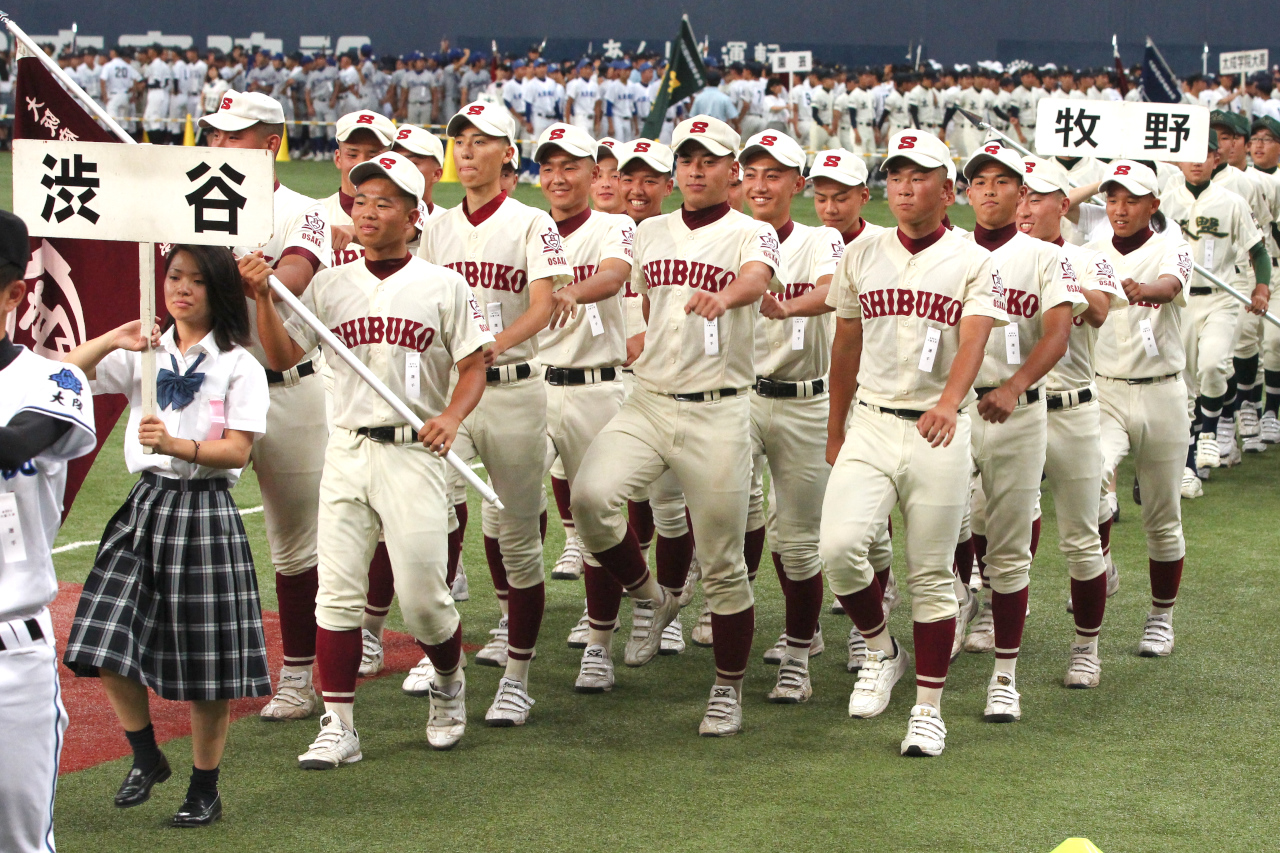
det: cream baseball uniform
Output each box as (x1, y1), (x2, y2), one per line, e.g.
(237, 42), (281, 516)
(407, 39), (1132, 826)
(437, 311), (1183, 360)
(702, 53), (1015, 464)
(1234, 166), (1280, 363)
(418, 192), (571, 589)
(964, 230), (1086, 596)
(809, 87), (834, 154)
(1043, 241), (1127, 583)
(820, 225), (1007, 624)
(572, 204), (782, 616)
(842, 87), (876, 158)
(1086, 229), (1193, 561)
(285, 255), (493, 643)
(746, 221), (843, 585)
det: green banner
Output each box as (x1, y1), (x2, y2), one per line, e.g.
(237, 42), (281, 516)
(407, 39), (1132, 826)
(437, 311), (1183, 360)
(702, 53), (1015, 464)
(640, 15), (708, 141)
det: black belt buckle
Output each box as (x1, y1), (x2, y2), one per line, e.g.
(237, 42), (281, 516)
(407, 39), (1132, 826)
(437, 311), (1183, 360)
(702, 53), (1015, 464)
(545, 366), (617, 386)
(487, 362), (532, 383)
(266, 360), (316, 385)
(1189, 286), (1213, 296)
(754, 377), (826, 398)
(357, 426), (399, 443)
(673, 387), (739, 403)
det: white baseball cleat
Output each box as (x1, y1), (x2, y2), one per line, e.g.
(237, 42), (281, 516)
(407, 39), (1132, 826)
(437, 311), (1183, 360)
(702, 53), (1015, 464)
(763, 633), (788, 664)
(476, 616), (510, 667)
(574, 644), (615, 693)
(1261, 411), (1280, 443)
(767, 656), (813, 704)
(551, 532), (584, 580)
(1106, 490), (1119, 524)
(964, 598), (995, 653)
(984, 671), (1022, 722)
(358, 629), (384, 677)
(450, 558), (469, 601)
(1195, 432), (1220, 469)
(298, 713), (362, 769)
(678, 556), (701, 608)
(952, 587), (981, 661)
(425, 673), (466, 750)
(900, 704), (947, 757)
(882, 571), (900, 613)
(1243, 434), (1267, 454)
(484, 677), (534, 726)
(1064, 642), (1101, 689)
(660, 615), (686, 655)
(260, 667), (318, 721)
(1106, 552), (1120, 597)
(1223, 440), (1242, 468)
(1138, 613), (1175, 657)
(566, 605), (591, 649)
(1181, 467), (1203, 499)
(1217, 420), (1237, 463)
(690, 602), (714, 647)
(624, 589), (680, 667)
(1238, 404), (1260, 438)
(402, 656), (436, 697)
(699, 684), (743, 736)
(847, 627), (868, 672)
(847, 640), (909, 718)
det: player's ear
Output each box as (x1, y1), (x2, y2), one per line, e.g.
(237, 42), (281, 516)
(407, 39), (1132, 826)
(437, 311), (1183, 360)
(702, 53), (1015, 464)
(0, 277), (27, 315)
(266, 134), (282, 156)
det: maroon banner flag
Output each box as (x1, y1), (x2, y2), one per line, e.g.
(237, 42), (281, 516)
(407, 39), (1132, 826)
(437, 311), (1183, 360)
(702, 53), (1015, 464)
(12, 56), (157, 518)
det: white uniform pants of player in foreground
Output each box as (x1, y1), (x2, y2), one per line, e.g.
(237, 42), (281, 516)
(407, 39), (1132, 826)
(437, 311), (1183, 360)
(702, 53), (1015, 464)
(746, 392), (828, 582)
(314, 429), (459, 644)
(1182, 290), (1242, 401)
(573, 386), (755, 615)
(1097, 376), (1189, 561)
(819, 404), (969, 623)
(1043, 394), (1108, 582)
(967, 399), (1046, 595)
(0, 610), (67, 853)
(621, 371), (686, 536)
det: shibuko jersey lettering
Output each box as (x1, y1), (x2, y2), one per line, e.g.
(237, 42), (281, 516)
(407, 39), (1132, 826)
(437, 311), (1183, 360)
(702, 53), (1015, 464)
(631, 205), (782, 395)
(418, 192), (572, 366)
(1047, 242), (1128, 392)
(323, 193), (366, 268)
(827, 226), (1008, 410)
(538, 210), (635, 369)
(755, 222), (844, 381)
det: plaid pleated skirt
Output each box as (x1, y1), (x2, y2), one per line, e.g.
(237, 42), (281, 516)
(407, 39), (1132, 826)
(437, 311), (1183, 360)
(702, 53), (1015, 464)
(63, 472), (271, 701)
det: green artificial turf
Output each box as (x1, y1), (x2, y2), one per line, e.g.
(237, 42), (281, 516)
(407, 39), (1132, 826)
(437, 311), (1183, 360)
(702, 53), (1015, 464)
(15, 156), (1280, 852)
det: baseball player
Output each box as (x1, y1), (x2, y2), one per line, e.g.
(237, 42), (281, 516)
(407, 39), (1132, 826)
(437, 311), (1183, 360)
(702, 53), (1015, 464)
(957, 142), (1086, 726)
(201, 92), (334, 722)
(590, 138), (626, 215)
(418, 101), (571, 725)
(1085, 160), (1193, 658)
(402, 53), (439, 126)
(838, 69), (877, 161)
(565, 60), (603, 136)
(1017, 156), (1126, 688)
(0, 211), (96, 853)
(1248, 117), (1280, 445)
(305, 55), (339, 161)
(809, 69), (838, 159)
(324, 110), (397, 270)
(142, 46), (173, 145)
(1009, 67), (1044, 148)
(737, 131), (844, 703)
(821, 129), (1006, 757)
(247, 152), (492, 764)
(571, 116), (782, 736)
(942, 68), (985, 160)
(167, 49), (190, 140)
(335, 53), (365, 117)
(100, 47), (143, 135)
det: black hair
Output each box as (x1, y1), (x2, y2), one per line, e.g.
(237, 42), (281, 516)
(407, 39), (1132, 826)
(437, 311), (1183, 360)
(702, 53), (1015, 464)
(0, 261), (23, 288)
(160, 245), (252, 352)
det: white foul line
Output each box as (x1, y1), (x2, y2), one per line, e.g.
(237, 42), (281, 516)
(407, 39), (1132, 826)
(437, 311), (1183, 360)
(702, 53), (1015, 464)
(52, 505), (264, 554)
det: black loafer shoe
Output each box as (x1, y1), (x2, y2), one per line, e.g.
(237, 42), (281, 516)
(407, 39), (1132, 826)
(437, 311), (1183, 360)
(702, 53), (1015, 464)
(114, 754), (171, 808)
(170, 790), (222, 827)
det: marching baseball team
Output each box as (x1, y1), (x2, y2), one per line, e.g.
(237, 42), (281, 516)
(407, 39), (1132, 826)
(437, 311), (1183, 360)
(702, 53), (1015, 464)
(5, 67), (1279, 845)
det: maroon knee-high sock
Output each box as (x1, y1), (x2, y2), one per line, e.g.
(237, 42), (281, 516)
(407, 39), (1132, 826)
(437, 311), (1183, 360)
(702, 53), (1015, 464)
(1071, 574), (1107, 640)
(417, 624), (463, 674)
(784, 573), (824, 642)
(484, 536), (509, 604)
(584, 563), (624, 631)
(874, 567), (891, 595)
(1099, 517), (1113, 560)
(446, 527), (464, 587)
(991, 586), (1030, 660)
(455, 501), (469, 537)
(973, 534), (989, 587)
(655, 531), (693, 591)
(954, 537), (975, 586)
(1030, 517), (1041, 560)
(771, 552), (791, 596)
(711, 606), (755, 680)
(316, 627), (362, 701)
(591, 528), (651, 592)
(365, 542), (395, 618)
(1149, 558), (1184, 609)
(628, 499), (655, 550)
(551, 477), (573, 526)
(914, 617), (956, 691)
(835, 576), (886, 639)
(744, 526), (766, 583)
(506, 582), (545, 658)
(276, 568), (319, 667)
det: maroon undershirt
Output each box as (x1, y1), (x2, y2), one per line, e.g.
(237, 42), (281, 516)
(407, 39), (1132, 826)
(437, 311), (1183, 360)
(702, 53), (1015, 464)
(463, 191), (508, 227)
(1111, 227), (1154, 256)
(896, 223), (947, 255)
(365, 254), (412, 280)
(681, 201), (731, 229)
(775, 220), (795, 243)
(973, 222), (1018, 251)
(841, 218), (865, 245)
(339, 190), (354, 216)
(1052, 236), (1065, 247)
(555, 206), (592, 237)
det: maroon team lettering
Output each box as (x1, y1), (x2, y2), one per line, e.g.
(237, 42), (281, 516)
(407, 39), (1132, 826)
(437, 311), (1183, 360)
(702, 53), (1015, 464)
(857, 287), (964, 326)
(643, 259), (736, 292)
(443, 261), (529, 293)
(329, 315), (437, 352)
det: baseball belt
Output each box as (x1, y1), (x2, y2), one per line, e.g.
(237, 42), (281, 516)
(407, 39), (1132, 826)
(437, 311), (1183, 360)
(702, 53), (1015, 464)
(141, 472), (229, 492)
(1188, 286), (1215, 296)
(753, 376), (826, 398)
(0, 613), (47, 652)
(669, 387), (742, 403)
(858, 400), (925, 420)
(1098, 372), (1181, 386)
(1046, 385), (1096, 410)
(486, 362), (533, 384)
(355, 425), (418, 445)
(544, 366), (618, 386)
(975, 386), (1042, 407)
(265, 359), (316, 386)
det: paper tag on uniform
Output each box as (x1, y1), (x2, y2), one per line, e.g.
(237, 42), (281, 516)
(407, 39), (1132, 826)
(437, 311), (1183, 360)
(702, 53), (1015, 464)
(405, 352), (421, 398)
(585, 302), (604, 337)
(1202, 238), (1215, 269)
(204, 398), (225, 441)
(0, 492), (27, 565)
(918, 326), (941, 372)
(1005, 324), (1021, 364)
(704, 317), (720, 356)
(791, 316), (807, 350)
(1138, 318), (1160, 357)
(486, 302), (504, 334)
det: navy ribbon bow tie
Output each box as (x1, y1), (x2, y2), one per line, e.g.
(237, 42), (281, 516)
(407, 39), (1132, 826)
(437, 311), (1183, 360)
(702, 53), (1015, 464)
(156, 352), (207, 411)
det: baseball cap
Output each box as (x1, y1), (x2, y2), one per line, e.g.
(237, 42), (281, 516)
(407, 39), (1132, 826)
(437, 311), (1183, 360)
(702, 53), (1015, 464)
(198, 90), (285, 131)
(447, 101), (518, 150)
(617, 138), (675, 174)
(882, 129), (956, 181)
(576, 58), (593, 70)
(393, 124), (445, 162)
(962, 141), (1025, 182)
(350, 151), (426, 204)
(512, 58), (526, 69)
(1099, 159), (1158, 197)
(1207, 128), (1219, 151)
(1021, 156), (1070, 194)
(738, 130), (807, 171)
(335, 110), (397, 146)
(671, 115), (740, 158)
(1253, 116), (1280, 141)
(533, 122), (598, 163)
(0, 209), (30, 271)
(808, 148), (869, 187)
(596, 137), (620, 161)
(1210, 109), (1251, 136)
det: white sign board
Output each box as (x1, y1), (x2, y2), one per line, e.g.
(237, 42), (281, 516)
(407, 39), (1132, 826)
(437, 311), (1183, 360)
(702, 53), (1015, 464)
(13, 140), (275, 245)
(1219, 49), (1268, 76)
(770, 51), (812, 74)
(1033, 98), (1209, 162)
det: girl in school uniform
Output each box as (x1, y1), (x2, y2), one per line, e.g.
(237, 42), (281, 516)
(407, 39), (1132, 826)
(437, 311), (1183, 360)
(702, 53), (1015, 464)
(63, 244), (270, 827)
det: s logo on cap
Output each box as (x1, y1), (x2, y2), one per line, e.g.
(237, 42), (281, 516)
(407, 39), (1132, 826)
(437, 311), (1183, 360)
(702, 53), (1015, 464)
(690, 121), (709, 133)
(822, 154), (841, 167)
(220, 96), (233, 111)
(397, 127), (411, 139)
(379, 157), (397, 169)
